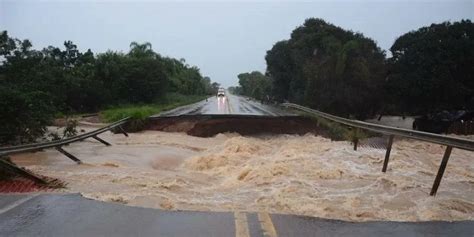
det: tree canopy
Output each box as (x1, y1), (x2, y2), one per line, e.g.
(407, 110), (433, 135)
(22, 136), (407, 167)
(237, 71), (271, 101)
(252, 18), (473, 119)
(0, 31), (214, 144)
(265, 18), (386, 119)
(386, 20), (474, 114)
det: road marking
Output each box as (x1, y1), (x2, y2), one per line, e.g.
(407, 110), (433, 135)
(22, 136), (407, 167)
(234, 212), (250, 237)
(258, 212), (278, 237)
(0, 194), (38, 215)
(226, 96), (233, 114)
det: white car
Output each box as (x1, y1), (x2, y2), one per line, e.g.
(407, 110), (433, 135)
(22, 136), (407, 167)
(217, 88), (225, 97)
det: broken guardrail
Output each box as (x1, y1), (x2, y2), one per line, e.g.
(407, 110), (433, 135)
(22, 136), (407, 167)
(282, 103), (474, 196)
(0, 117), (129, 183)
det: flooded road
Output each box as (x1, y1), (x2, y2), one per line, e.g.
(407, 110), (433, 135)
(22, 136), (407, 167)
(10, 127), (474, 222)
(155, 93), (293, 117)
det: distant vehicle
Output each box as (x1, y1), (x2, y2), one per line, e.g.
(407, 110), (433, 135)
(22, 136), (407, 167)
(413, 110), (474, 134)
(217, 88), (225, 97)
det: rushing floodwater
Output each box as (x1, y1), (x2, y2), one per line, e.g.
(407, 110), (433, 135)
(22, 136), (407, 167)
(11, 126), (474, 222)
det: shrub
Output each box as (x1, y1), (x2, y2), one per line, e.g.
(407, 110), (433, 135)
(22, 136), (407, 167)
(0, 87), (55, 145)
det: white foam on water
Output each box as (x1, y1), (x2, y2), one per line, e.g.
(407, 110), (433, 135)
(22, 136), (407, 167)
(11, 128), (474, 222)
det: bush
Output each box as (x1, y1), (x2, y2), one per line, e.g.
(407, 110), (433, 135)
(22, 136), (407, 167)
(101, 105), (158, 122)
(101, 93), (206, 122)
(63, 119), (78, 138)
(0, 87), (55, 145)
(305, 113), (372, 142)
(100, 93), (207, 131)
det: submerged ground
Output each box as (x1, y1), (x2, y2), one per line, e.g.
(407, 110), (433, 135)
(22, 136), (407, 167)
(10, 126), (474, 222)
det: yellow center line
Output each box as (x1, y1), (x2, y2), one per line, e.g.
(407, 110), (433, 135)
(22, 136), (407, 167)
(258, 212), (278, 237)
(234, 212), (250, 237)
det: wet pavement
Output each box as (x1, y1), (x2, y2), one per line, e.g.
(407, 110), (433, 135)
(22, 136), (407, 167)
(155, 93), (294, 117)
(1, 194), (473, 237)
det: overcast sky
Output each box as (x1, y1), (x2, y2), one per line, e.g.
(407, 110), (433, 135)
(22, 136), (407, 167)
(1, 0), (473, 87)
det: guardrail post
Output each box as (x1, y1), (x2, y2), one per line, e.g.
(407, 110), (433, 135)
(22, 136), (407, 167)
(382, 135), (395, 172)
(117, 126), (129, 137)
(430, 146), (453, 196)
(282, 103), (474, 196)
(353, 139), (358, 151)
(92, 135), (111, 146)
(55, 146), (82, 164)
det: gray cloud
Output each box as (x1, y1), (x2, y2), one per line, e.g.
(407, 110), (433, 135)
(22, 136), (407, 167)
(1, 1), (472, 87)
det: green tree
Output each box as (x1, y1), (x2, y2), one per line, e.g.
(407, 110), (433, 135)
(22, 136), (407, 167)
(227, 86), (242, 95)
(265, 41), (293, 102)
(0, 31), (214, 144)
(211, 82), (221, 94)
(237, 71), (271, 101)
(265, 18), (386, 119)
(129, 42), (155, 58)
(386, 20), (474, 114)
(0, 31), (55, 144)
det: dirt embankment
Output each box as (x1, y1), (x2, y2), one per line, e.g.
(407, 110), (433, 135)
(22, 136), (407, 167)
(146, 115), (330, 137)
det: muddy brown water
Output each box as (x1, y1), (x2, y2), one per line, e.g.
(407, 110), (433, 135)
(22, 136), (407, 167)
(7, 119), (474, 222)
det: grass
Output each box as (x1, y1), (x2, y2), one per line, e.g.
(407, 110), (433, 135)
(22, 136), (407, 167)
(101, 93), (207, 123)
(297, 110), (373, 142)
(101, 105), (159, 122)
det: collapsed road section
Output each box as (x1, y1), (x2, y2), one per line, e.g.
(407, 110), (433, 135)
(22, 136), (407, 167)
(1, 102), (473, 224)
(146, 115), (328, 137)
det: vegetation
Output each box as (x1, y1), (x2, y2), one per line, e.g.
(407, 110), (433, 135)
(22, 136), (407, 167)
(101, 93), (206, 122)
(0, 31), (215, 144)
(264, 18), (386, 119)
(385, 20), (474, 114)
(227, 86), (241, 95)
(303, 112), (370, 144)
(101, 93), (206, 131)
(1, 19), (473, 143)
(236, 71), (272, 101)
(238, 18), (473, 121)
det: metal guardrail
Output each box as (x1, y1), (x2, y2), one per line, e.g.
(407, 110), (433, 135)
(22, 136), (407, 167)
(0, 117), (130, 162)
(282, 103), (474, 151)
(282, 103), (474, 196)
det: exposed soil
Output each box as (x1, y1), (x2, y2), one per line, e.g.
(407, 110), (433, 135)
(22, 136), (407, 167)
(147, 115), (330, 138)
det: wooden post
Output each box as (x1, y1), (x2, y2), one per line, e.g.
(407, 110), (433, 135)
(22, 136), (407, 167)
(382, 135), (394, 172)
(430, 146), (453, 196)
(117, 126), (129, 137)
(353, 139), (358, 151)
(55, 146), (82, 164)
(92, 135), (111, 146)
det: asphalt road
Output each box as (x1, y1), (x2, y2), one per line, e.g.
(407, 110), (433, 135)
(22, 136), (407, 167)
(1, 194), (473, 237)
(156, 93), (294, 117)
